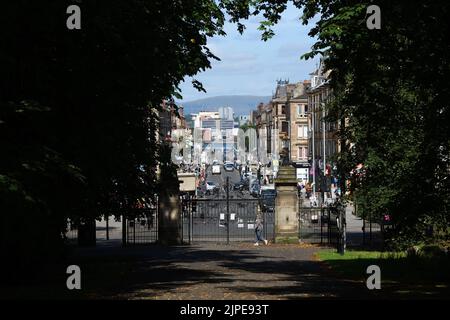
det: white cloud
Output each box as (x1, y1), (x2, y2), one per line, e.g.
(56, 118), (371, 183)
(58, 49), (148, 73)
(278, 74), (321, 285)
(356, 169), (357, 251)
(179, 4), (319, 102)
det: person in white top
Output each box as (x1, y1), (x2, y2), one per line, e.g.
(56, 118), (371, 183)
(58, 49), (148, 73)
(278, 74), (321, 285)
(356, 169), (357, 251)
(254, 215), (268, 246)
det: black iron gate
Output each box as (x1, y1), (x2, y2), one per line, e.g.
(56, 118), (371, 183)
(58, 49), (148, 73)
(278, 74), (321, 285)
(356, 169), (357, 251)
(182, 196), (274, 244)
(121, 194), (272, 246)
(298, 206), (339, 245)
(124, 207), (158, 245)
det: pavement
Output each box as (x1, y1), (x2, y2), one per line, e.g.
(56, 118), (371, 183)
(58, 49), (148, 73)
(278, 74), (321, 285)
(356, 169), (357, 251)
(67, 242), (373, 300)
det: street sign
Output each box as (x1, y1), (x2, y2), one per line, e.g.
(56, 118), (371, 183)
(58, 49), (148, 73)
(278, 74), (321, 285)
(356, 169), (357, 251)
(294, 162), (311, 168)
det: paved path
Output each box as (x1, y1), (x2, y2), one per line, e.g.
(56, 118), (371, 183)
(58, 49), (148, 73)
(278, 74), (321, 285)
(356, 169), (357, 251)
(70, 242), (371, 300)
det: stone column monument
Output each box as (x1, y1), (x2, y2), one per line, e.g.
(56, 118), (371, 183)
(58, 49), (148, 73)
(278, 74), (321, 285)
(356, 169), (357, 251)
(157, 143), (182, 245)
(274, 166), (299, 243)
(158, 190), (182, 245)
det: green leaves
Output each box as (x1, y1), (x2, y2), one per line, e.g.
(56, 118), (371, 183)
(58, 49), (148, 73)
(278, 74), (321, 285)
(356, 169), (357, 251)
(192, 79), (207, 93)
(218, 0), (450, 247)
(0, 0), (232, 277)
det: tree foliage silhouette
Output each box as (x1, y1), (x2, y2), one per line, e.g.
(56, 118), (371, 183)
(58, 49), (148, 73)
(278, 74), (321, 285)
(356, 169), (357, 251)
(221, 0), (450, 248)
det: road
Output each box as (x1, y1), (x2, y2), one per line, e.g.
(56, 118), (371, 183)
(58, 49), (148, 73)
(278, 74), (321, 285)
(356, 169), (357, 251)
(204, 165), (241, 190)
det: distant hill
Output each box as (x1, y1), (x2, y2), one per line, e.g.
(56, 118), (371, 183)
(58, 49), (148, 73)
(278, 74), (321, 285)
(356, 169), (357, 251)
(179, 95), (272, 116)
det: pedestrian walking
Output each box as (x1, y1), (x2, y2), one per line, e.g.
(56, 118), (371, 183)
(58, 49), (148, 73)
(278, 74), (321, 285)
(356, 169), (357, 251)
(254, 215), (268, 246)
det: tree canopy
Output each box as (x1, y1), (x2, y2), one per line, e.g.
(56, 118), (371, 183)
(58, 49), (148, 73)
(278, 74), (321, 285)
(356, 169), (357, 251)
(222, 0), (450, 248)
(0, 0), (226, 280)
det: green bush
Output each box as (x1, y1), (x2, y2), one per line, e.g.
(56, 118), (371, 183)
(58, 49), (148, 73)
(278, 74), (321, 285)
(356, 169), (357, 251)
(418, 244), (448, 259)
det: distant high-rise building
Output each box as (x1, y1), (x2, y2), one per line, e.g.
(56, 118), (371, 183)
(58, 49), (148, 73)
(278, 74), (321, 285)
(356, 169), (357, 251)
(219, 106), (234, 121)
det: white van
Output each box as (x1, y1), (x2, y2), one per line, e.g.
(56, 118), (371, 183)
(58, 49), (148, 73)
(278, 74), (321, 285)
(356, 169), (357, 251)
(212, 161), (221, 174)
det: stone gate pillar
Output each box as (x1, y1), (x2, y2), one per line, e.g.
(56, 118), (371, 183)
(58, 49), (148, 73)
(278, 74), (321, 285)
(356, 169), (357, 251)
(77, 218), (96, 247)
(157, 143), (183, 245)
(158, 192), (182, 245)
(274, 166), (299, 243)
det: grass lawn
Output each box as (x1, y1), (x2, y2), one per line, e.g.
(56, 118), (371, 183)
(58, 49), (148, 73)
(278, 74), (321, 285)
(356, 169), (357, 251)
(316, 249), (450, 298)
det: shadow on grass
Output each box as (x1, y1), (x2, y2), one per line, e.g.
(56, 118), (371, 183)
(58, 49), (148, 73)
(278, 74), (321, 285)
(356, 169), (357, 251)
(316, 250), (450, 299)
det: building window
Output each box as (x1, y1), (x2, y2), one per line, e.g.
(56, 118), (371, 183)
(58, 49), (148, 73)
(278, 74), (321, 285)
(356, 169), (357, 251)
(297, 104), (308, 117)
(297, 125), (308, 138)
(297, 125), (303, 138)
(298, 147), (308, 161)
(266, 127), (272, 154)
(281, 121), (289, 134)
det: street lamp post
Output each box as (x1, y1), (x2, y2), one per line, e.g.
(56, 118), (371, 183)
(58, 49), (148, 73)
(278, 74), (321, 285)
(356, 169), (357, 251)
(226, 176), (230, 245)
(312, 96), (316, 199)
(322, 102), (326, 206)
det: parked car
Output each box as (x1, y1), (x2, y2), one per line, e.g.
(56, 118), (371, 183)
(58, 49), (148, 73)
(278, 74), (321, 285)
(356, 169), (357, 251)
(243, 171), (254, 179)
(250, 181), (261, 197)
(260, 189), (276, 212)
(206, 181), (217, 192)
(233, 179), (249, 191)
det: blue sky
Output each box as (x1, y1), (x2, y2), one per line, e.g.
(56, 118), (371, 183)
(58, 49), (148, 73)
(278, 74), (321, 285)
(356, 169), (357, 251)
(179, 4), (320, 103)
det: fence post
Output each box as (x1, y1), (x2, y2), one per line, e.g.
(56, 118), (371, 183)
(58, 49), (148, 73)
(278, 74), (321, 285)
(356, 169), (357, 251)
(263, 201), (267, 240)
(122, 215), (127, 247)
(190, 200), (193, 244)
(185, 199), (187, 244)
(362, 210), (366, 246)
(335, 204), (346, 255)
(133, 218), (136, 245)
(328, 208), (331, 245)
(320, 207), (323, 244)
(226, 177), (230, 245)
(106, 214), (109, 240)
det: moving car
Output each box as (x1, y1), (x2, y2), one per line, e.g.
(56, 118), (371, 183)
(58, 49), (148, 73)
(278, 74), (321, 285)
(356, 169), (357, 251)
(224, 161), (234, 172)
(212, 160), (221, 174)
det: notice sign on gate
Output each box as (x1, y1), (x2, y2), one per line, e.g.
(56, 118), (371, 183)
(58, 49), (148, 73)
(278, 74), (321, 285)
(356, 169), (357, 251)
(296, 168), (309, 181)
(181, 198), (274, 243)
